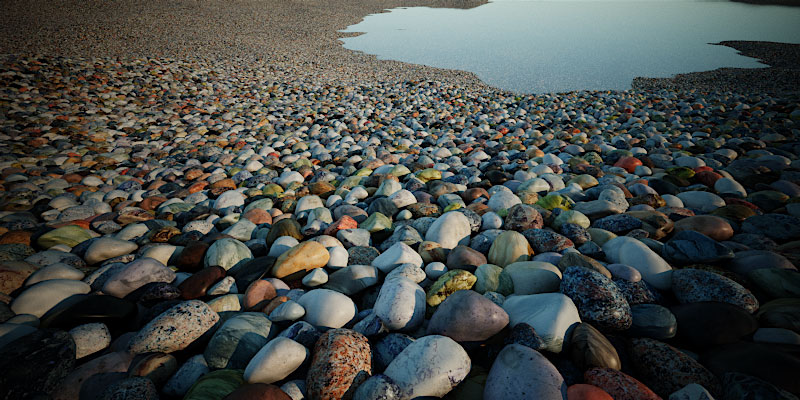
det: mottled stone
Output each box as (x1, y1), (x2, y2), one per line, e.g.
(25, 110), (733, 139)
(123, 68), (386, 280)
(672, 268), (759, 313)
(128, 300), (219, 354)
(560, 266), (632, 331)
(584, 367), (661, 400)
(629, 337), (721, 397)
(306, 329), (372, 400)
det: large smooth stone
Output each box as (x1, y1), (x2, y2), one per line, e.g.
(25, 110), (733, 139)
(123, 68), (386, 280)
(676, 191), (725, 213)
(84, 237), (138, 265)
(69, 322), (111, 359)
(128, 300), (219, 354)
(425, 211), (472, 250)
(204, 312), (273, 369)
(222, 383), (291, 400)
(184, 369), (245, 400)
(584, 367), (660, 400)
(11, 279), (90, 317)
(672, 215), (734, 241)
(297, 289), (357, 329)
(306, 329), (371, 400)
(0, 260), (38, 295)
(500, 261), (562, 295)
(372, 242), (423, 273)
(663, 230), (734, 264)
(569, 323), (621, 371)
(39, 294), (137, 331)
(245, 337), (308, 384)
(703, 342), (800, 395)
(757, 298), (800, 332)
(324, 264), (378, 295)
(747, 268), (800, 299)
(427, 289), (509, 342)
(474, 263), (513, 295)
(603, 237), (673, 290)
(53, 351), (134, 400)
(560, 266), (632, 331)
(102, 257), (176, 298)
(722, 372), (799, 400)
(670, 302), (758, 348)
(374, 276), (425, 332)
(0, 329), (76, 399)
(629, 337), (721, 397)
(672, 268), (759, 313)
(502, 293), (581, 353)
(271, 241), (329, 278)
(163, 355), (210, 397)
(729, 250), (796, 275)
(24, 262), (84, 286)
(38, 225), (93, 248)
(628, 304), (677, 340)
(742, 214), (800, 242)
(205, 238), (253, 270)
(179, 266), (227, 300)
(488, 230), (533, 267)
(384, 335), (471, 399)
(484, 344), (567, 400)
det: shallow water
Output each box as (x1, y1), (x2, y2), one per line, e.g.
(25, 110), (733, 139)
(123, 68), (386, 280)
(340, 0), (800, 93)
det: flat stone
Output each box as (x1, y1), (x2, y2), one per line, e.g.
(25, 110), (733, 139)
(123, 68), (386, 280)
(663, 230), (734, 264)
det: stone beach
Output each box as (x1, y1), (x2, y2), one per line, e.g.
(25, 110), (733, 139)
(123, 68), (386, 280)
(2, 0), (800, 399)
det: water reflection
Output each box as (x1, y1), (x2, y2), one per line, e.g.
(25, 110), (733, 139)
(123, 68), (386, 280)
(340, 0), (800, 93)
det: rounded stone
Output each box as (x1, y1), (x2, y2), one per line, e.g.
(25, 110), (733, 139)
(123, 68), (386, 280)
(127, 300), (219, 354)
(484, 344), (567, 400)
(383, 335), (471, 399)
(427, 289), (509, 342)
(245, 337), (309, 384)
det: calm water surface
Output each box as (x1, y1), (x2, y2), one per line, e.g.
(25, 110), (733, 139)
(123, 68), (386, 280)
(340, 0), (800, 93)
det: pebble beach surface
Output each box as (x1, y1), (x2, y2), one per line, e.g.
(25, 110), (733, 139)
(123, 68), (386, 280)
(2, 0), (800, 400)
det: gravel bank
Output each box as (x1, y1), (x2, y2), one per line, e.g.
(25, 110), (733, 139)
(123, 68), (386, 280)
(0, 0), (488, 88)
(632, 41), (800, 95)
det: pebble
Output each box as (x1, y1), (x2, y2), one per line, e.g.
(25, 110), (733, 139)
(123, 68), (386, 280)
(0, 53), (799, 398)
